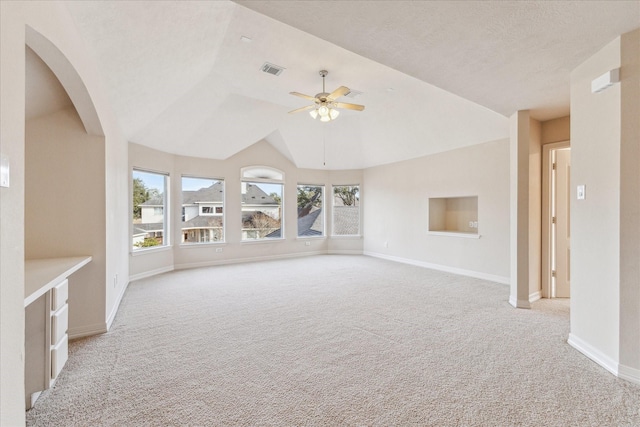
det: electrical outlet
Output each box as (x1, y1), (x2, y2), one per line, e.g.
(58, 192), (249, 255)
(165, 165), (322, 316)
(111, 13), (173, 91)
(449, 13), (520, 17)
(215, 247), (223, 253)
(305, 241), (311, 246)
(113, 274), (118, 288)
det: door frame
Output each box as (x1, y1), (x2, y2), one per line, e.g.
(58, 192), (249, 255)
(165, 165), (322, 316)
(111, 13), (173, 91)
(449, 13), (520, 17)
(542, 140), (570, 298)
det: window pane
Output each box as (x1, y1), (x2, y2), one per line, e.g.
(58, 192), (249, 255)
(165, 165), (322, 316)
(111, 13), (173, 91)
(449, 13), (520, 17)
(132, 170), (168, 250)
(332, 185), (360, 236)
(242, 182), (282, 240)
(181, 176), (224, 244)
(297, 185), (324, 237)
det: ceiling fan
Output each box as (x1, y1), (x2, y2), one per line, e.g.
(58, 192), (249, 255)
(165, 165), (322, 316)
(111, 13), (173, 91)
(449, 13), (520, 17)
(288, 70), (365, 122)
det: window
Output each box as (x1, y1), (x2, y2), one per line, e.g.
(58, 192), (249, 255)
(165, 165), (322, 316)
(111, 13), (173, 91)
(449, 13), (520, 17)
(132, 169), (169, 250)
(332, 185), (360, 236)
(241, 166), (284, 241)
(181, 176), (224, 244)
(297, 185), (324, 237)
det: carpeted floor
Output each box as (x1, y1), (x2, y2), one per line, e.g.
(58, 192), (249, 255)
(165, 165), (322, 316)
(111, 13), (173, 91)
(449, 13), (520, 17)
(26, 255), (640, 426)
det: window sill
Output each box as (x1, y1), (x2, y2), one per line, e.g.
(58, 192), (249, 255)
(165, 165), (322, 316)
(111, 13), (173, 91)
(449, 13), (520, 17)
(130, 245), (172, 256)
(241, 238), (285, 245)
(330, 235), (362, 240)
(179, 242), (226, 249)
(428, 231), (480, 239)
(296, 236), (326, 240)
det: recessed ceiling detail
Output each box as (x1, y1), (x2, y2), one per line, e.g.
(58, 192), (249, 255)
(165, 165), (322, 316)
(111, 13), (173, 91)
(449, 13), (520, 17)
(60, 1), (638, 169)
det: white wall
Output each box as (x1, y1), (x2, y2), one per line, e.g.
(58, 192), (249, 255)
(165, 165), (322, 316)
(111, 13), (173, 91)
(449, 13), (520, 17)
(363, 139), (510, 283)
(129, 140), (364, 280)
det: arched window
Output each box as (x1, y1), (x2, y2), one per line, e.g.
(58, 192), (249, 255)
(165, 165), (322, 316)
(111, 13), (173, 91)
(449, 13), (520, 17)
(241, 167), (284, 241)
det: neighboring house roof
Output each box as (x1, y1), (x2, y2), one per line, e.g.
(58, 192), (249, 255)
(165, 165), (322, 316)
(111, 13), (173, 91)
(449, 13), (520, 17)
(140, 196), (163, 206)
(182, 216), (223, 228)
(183, 182), (224, 204)
(242, 184), (277, 205)
(133, 223), (163, 234)
(297, 208), (323, 237)
(333, 206), (359, 235)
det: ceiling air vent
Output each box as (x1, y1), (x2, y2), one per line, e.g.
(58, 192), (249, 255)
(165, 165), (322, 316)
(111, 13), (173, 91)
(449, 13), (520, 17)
(345, 90), (363, 99)
(261, 62), (285, 76)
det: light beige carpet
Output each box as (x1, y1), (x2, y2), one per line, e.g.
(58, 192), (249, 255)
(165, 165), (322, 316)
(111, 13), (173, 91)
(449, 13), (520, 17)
(26, 255), (640, 426)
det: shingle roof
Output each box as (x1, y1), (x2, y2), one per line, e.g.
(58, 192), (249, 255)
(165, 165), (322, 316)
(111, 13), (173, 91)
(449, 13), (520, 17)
(242, 184), (277, 205)
(182, 216), (223, 228)
(297, 208), (323, 236)
(182, 182), (224, 204)
(333, 206), (359, 235)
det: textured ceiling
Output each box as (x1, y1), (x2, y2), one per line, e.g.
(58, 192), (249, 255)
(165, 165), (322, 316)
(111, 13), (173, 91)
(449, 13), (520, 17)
(29, 1), (639, 169)
(237, 0), (640, 121)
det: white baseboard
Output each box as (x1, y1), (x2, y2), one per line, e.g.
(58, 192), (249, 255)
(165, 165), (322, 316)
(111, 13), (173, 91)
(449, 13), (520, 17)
(618, 364), (640, 386)
(529, 291), (541, 303)
(174, 250), (327, 270)
(106, 279), (130, 330)
(508, 295), (531, 309)
(568, 333), (619, 377)
(129, 265), (174, 282)
(69, 322), (107, 340)
(364, 251), (510, 285)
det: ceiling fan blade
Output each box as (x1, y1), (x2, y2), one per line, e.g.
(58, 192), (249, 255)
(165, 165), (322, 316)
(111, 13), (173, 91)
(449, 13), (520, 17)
(290, 92), (317, 101)
(288, 105), (316, 114)
(327, 86), (350, 101)
(333, 102), (365, 111)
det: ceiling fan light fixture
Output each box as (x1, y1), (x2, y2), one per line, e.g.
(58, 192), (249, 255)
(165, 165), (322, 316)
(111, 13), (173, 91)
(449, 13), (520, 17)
(309, 110), (319, 119)
(329, 108), (339, 120)
(318, 105), (330, 117)
(320, 115), (331, 123)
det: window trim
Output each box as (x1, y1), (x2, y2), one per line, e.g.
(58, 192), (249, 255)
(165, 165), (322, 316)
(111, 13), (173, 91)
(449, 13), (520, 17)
(180, 175), (226, 245)
(132, 168), (170, 252)
(241, 166), (285, 242)
(296, 183), (325, 238)
(331, 184), (361, 237)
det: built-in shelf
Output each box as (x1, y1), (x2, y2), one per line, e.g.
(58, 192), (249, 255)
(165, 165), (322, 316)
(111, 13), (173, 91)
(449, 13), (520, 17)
(428, 196), (479, 235)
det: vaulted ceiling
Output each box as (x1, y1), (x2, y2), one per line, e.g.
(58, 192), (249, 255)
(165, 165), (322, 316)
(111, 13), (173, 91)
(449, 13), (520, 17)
(28, 1), (640, 169)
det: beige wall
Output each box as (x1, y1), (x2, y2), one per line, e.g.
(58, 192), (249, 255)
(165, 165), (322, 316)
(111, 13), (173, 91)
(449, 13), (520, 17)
(570, 35), (621, 366)
(129, 141), (364, 279)
(541, 116), (570, 144)
(1, 3), (130, 423)
(528, 118), (542, 300)
(618, 29), (640, 380)
(25, 108), (107, 337)
(363, 139), (510, 282)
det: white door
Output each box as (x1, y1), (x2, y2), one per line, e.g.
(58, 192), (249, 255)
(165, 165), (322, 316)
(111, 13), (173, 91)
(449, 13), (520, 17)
(554, 148), (571, 298)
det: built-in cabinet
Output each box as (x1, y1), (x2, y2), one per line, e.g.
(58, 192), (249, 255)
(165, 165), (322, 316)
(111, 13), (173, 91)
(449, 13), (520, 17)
(24, 256), (91, 409)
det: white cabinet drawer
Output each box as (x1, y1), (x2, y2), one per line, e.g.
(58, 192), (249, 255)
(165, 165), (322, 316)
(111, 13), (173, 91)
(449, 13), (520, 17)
(51, 279), (68, 312)
(51, 334), (68, 380)
(51, 304), (68, 345)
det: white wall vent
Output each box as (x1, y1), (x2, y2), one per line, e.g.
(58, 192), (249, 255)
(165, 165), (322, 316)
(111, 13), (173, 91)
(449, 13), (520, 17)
(261, 63), (285, 76)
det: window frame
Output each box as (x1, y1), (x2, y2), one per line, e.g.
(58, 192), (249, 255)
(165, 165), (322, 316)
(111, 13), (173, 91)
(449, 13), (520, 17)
(132, 168), (170, 253)
(296, 184), (325, 238)
(241, 166), (285, 242)
(331, 184), (361, 237)
(180, 175), (225, 246)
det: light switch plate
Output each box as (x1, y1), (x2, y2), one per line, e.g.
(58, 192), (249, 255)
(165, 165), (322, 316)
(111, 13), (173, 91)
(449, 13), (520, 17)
(577, 185), (586, 200)
(0, 155), (9, 188)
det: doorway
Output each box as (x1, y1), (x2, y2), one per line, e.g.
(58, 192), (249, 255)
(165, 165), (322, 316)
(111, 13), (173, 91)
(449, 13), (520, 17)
(542, 141), (571, 298)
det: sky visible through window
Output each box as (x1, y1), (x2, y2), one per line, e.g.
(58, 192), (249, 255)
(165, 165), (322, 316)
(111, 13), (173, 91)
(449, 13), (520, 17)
(133, 170), (165, 192)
